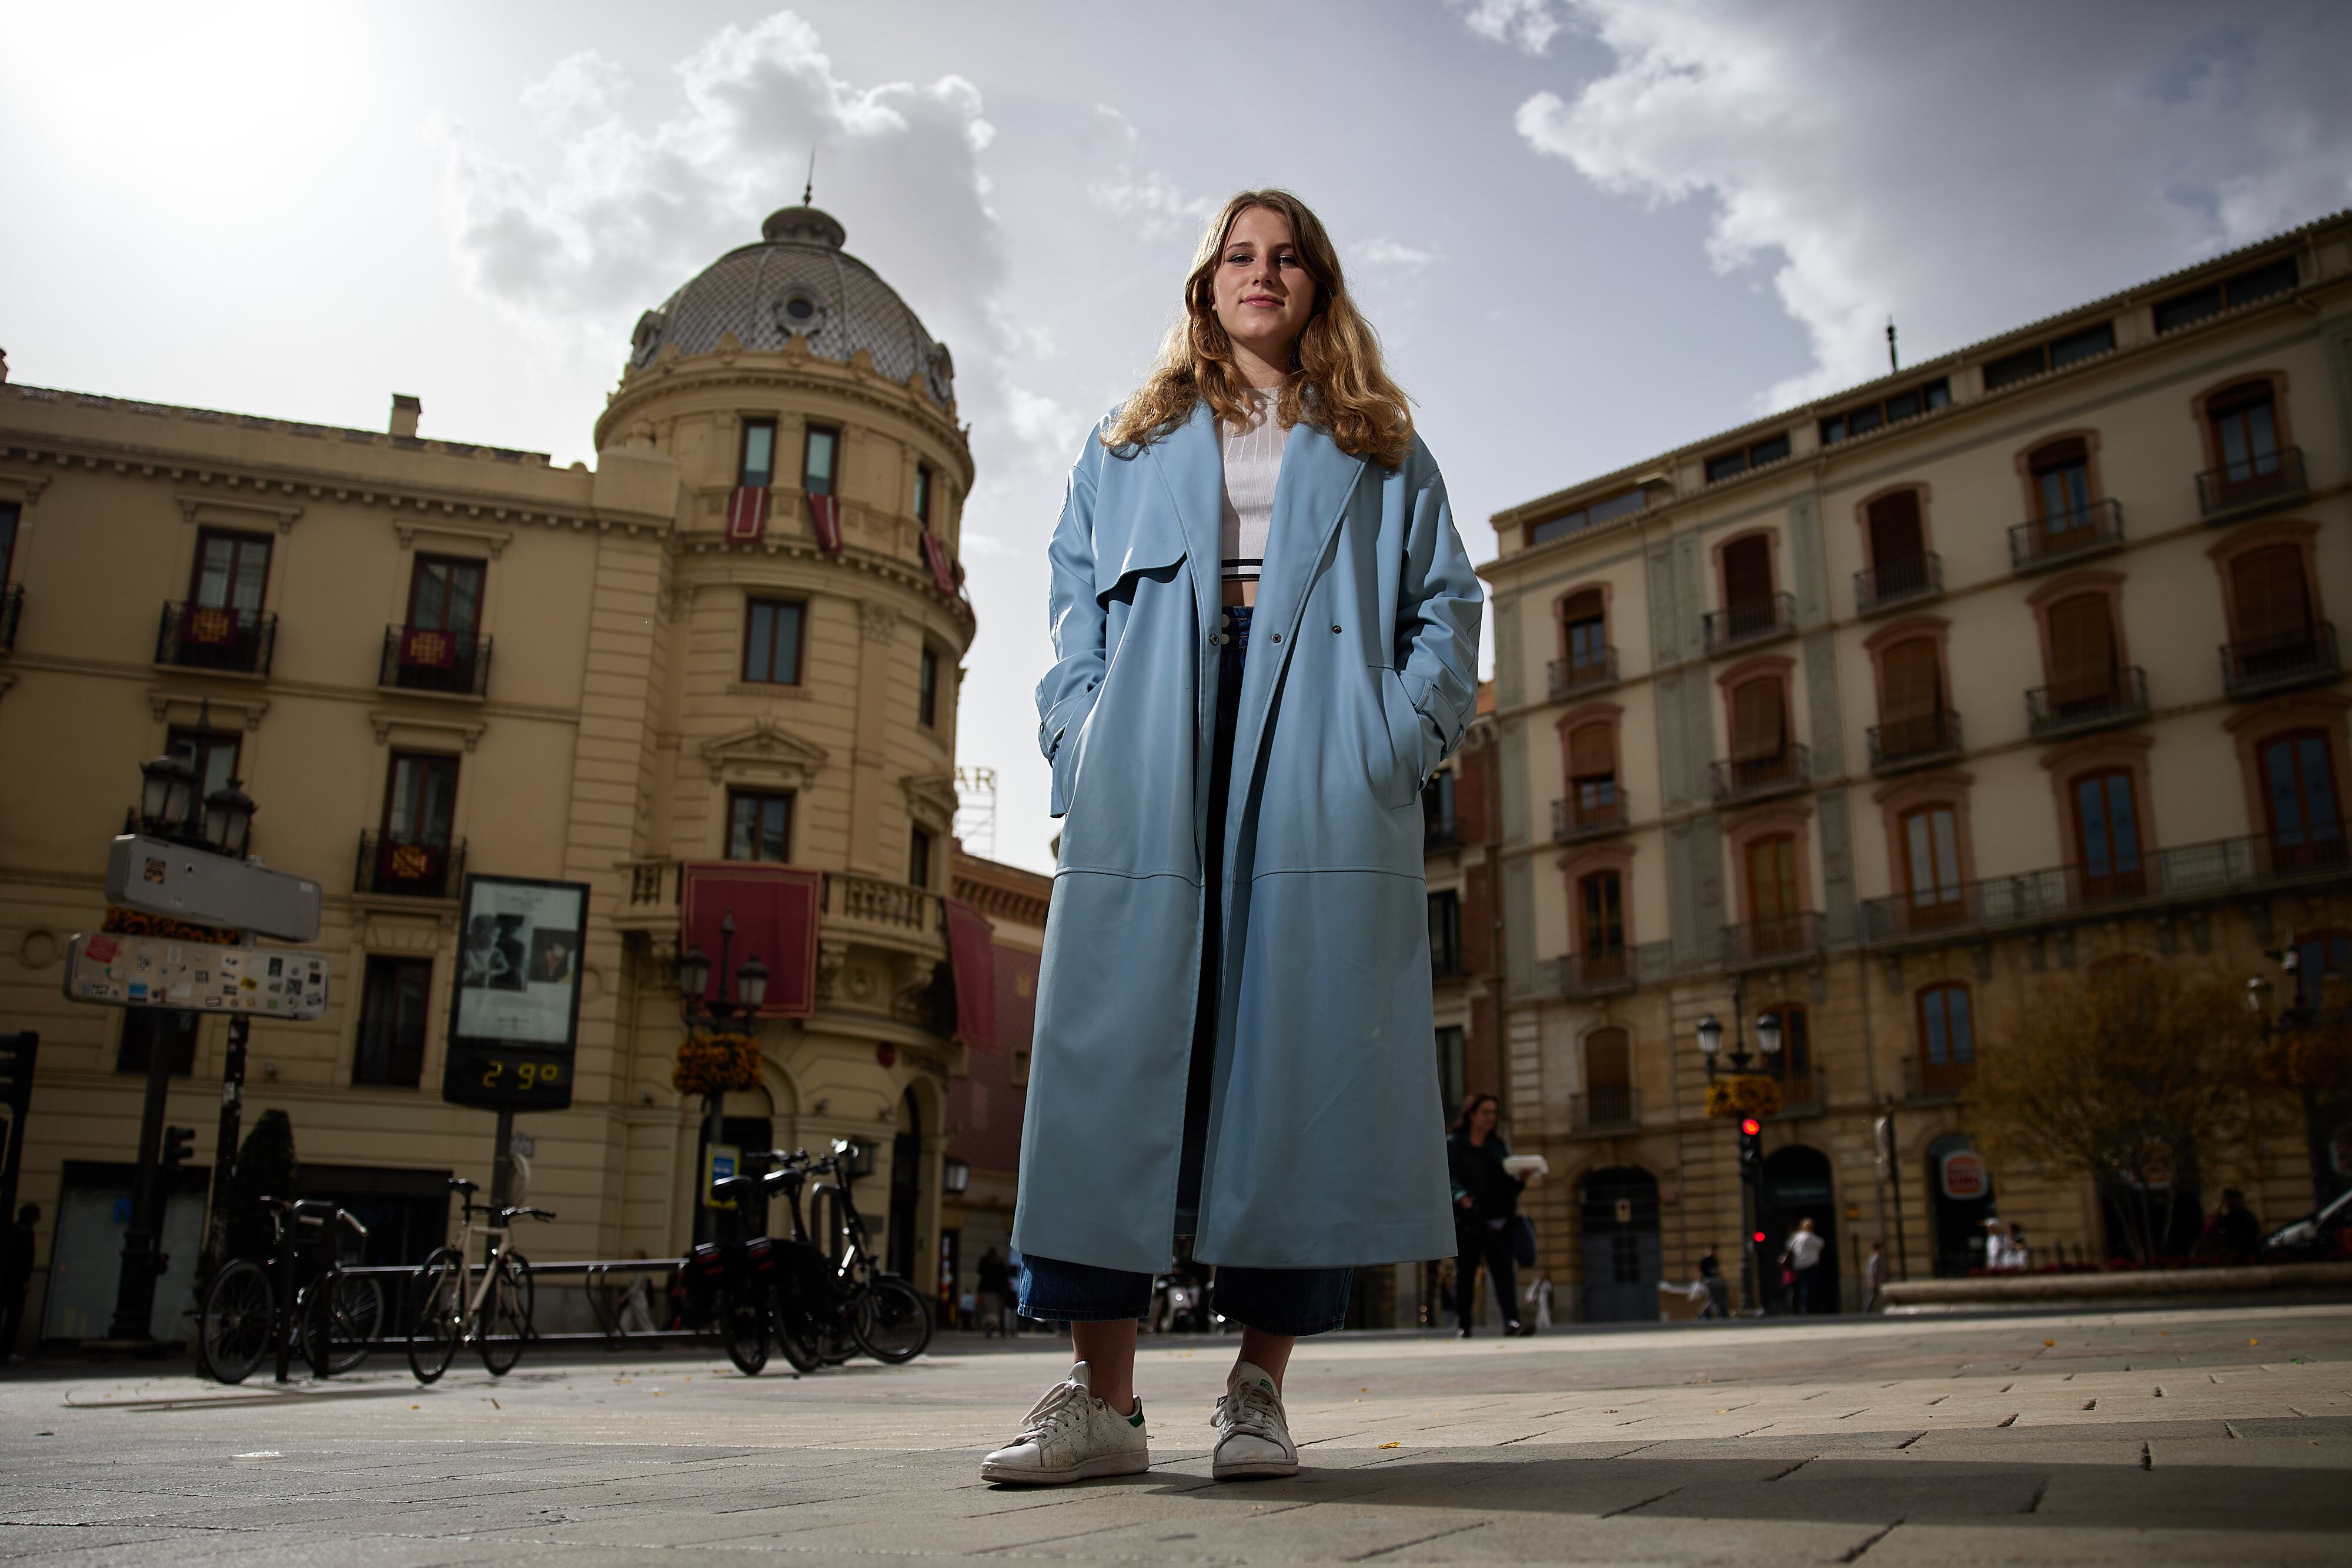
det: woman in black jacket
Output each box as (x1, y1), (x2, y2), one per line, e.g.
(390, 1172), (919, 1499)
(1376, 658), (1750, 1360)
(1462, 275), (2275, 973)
(1446, 1095), (1530, 1336)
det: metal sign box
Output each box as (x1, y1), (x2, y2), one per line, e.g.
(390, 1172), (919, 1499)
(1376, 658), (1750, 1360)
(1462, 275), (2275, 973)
(64, 933), (330, 1019)
(105, 835), (323, 942)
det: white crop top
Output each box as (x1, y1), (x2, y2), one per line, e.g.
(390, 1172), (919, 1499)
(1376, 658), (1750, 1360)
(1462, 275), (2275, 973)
(1219, 388), (1288, 584)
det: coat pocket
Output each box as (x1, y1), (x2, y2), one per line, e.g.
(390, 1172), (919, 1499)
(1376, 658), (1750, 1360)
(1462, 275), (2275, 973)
(1093, 506), (1189, 604)
(1374, 666), (1426, 811)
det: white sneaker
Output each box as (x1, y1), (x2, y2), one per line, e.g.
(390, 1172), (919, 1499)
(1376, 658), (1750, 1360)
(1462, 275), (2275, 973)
(980, 1361), (1150, 1485)
(1211, 1359), (1298, 1480)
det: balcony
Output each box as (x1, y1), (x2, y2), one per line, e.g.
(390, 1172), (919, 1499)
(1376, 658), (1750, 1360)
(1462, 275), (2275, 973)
(2197, 446), (2307, 523)
(1552, 794), (1628, 842)
(355, 831), (466, 900)
(2026, 666), (2149, 740)
(1859, 821), (2351, 948)
(1556, 948), (1639, 999)
(157, 601), (275, 676)
(1868, 710), (1965, 775)
(1569, 1085), (1640, 1136)
(1902, 1054), (1973, 1106)
(1712, 744), (1811, 805)
(616, 858), (947, 955)
(0, 583), (19, 653)
(1854, 553), (1943, 617)
(1547, 648), (1619, 701)
(1722, 913), (1820, 971)
(2221, 624), (2340, 700)
(1424, 815), (1464, 852)
(2007, 499), (2124, 574)
(1765, 1066), (1826, 1119)
(380, 626), (492, 697)
(1703, 591), (1796, 655)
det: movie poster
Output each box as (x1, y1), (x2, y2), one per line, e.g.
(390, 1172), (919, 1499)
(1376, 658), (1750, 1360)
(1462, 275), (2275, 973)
(452, 877), (588, 1047)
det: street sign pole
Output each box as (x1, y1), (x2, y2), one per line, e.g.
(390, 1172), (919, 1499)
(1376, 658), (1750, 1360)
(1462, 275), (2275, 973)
(107, 1012), (183, 1342)
(488, 1106), (517, 1213)
(199, 1017), (249, 1281)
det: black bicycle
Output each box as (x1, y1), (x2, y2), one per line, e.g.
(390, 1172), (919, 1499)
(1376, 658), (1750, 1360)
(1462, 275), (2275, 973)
(199, 1198), (380, 1383)
(794, 1139), (933, 1365)
(694, 1159), (791, 1376)
(406, 1176), (553, 1382)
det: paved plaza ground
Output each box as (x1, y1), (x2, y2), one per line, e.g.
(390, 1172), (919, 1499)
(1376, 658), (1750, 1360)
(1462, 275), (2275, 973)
(4, 1301), (2349, 1565)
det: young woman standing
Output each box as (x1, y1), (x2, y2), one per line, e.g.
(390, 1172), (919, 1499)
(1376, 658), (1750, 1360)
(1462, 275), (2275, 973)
(981, 190), (1483, 1485)
(1447, 1093), (1531, 1337)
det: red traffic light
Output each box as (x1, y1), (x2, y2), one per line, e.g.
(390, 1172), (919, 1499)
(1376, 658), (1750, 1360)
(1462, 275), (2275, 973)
(1752, 1231), (1766, 1243)
(1739, 1117), (1762, 1136)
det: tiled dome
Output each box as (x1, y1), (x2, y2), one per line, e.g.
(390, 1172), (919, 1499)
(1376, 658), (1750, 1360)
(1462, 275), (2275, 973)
(628, 206), (955, 407)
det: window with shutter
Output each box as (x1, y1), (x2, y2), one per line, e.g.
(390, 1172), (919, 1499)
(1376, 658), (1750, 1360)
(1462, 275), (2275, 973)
(1583, 1027), (1632, 1123)
(1746, 835), (1803, 952)
(1569, 721), (1617, 823)
(1579, 871), (1626, 980)
(2230, 544), (2313, 670)
(1722, 533), (1773, 611)
(2045, 594), (2117, 710)
(1867, 491), (1925, 566)
(1879, 638), (1943, 755)
(1730, 677), (1786, 770)
(1561, 589), (1608, 682)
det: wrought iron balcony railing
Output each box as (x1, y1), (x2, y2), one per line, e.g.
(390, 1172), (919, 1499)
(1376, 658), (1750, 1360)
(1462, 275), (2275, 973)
(1556, 947), (1638, 998)
(355, 831), (465, 900)
(1702, 591), (1796, 655)
(2007, 498), (2124, 573)
(1868, 710), (1964, 774)
(1547, 647), (1619, 701)
(2220, 623), (2339, 700)
(1859, 821), (2350, 946)
(0, 583), (21, 654)
(1721, 912), (1820, 969)
(158, 600), (275, 676)
(1765, 1066), (1826, 1119)
(1854, 553), (1943, 616)
(381, 626), (492, 697)
(2197, 445), (2306, 520)
(1712, 744), (1810, 805)
(1552, 794), (1628, 842)
(2026, 666), (2149, 739)
(1902, 1054), (1973, 1105)
(1569, 1085), (1640, 1135)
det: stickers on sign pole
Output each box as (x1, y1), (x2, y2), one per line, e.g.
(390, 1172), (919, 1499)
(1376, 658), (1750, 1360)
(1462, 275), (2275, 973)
(63, 933), (330, 1019)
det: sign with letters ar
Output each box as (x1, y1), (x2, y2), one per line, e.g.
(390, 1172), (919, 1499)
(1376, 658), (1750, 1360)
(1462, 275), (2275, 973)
(442, 874), (590, 1111)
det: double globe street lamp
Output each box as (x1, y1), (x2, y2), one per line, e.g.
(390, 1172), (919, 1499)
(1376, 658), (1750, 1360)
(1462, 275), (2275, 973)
(1695, 1008), (1782, 1315)
(677, 914), (770, 1244)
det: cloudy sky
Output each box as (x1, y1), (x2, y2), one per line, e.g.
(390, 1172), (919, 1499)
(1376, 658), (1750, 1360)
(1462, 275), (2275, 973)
(6, 1), (2347, 874)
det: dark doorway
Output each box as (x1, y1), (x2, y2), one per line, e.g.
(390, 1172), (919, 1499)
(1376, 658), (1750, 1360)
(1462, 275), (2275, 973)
(888, 1088), (921, 1278)
(1578, 1166), (1661, 1323)
(1758, 1145), (1838, 1313)
(300, 1165), (452, 1268)
(1924, 1134), (1996, 1278)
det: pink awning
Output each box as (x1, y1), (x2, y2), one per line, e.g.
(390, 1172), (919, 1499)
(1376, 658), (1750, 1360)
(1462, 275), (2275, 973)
(944, 898), (997, 1048)
(680, 862), (820, 1019)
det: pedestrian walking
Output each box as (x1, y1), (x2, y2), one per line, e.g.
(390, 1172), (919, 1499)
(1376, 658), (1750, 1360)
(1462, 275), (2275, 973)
(616, 1248), (662, 1337)
(1448, 1095), (1532, 1338)
(1780, 1218), (1826, 1315)
(975, 1246), (1012, 1338)
(1696, 1244), (1732, 1319)
(1, 1205), (38, 1362)
(984, 188), (1481, 1489)
(1862, 1238), (1887, 1312)
(1525, 1272), (1555, 1330)
(2199, 1189), (2263, 1263)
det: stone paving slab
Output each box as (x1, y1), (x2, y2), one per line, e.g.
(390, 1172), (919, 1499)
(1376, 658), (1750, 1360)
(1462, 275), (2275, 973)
(3, 1301), (2349, 1565)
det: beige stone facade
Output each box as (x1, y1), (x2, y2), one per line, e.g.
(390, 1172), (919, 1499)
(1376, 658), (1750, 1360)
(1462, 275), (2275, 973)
(0, 204), (987, 1345)
(1481, 213), (2352, 1320)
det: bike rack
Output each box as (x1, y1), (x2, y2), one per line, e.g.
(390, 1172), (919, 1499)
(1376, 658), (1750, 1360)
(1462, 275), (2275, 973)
(330, 1258), (729, 1352)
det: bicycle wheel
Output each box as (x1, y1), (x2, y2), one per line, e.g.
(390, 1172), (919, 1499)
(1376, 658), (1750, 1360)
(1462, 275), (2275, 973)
(771, 1285), (825, 1374)
(199, 1259), (275, 1385)
(406, 1249), (465, 1385)
(306, 1271), (384, 1376)
(479, 1249), (531, 1376)
(719, 1286), (769, 1376)
(852, 1276), (934, 1364)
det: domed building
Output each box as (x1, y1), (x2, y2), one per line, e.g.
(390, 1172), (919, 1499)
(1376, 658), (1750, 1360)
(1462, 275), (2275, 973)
(0, 200), (999, 1343)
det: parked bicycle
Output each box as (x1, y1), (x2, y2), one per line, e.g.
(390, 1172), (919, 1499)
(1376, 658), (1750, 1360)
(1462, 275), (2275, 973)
(789, 1139), (932, 1366)
(406, 1175), (554, 1382)
(199, 1198), (379, 1384)
(690, 1154), (793, 1376)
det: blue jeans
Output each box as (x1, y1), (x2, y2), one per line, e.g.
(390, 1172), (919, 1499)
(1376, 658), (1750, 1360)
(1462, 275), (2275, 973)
(1018, 1253), (1353, 1336)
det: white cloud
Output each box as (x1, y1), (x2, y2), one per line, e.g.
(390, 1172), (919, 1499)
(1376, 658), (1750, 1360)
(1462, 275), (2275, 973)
(1084, 109), (1218, 243)
(1356, 238), (1438, 272)
(1448, 0), (1568, 55)
(1485, 1), (2352, 408)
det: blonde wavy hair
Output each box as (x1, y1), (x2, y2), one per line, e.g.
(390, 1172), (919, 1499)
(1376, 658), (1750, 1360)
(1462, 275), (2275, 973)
(1102, 189), (1414, 469)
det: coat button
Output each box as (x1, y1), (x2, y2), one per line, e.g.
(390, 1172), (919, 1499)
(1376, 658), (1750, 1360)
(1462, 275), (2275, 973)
(1208, 632), (1221, 645)
(1332, 624), (1342, 634)
(1270, 632), (1282, 644)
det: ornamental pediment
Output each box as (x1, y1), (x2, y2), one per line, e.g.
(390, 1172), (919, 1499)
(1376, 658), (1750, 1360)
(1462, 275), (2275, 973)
(701, 717), (830, 785)
(903, 770), (957, 830)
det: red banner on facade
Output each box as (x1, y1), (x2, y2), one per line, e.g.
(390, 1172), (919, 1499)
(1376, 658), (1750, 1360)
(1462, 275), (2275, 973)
(943, 898), (997, 1048)
(808, 493), (843, 554)
(726, 486), (770, 541)
(920, 530), (958, 596)
(680, 862), (820, 1018)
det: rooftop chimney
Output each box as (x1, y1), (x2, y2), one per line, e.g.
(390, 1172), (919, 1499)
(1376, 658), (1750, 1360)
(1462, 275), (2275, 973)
(389, 394), (421, 439)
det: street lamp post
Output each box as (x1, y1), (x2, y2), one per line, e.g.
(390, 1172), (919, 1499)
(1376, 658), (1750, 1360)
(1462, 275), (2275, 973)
(109, 745), (260, 1342)
(2246, 940), (2346, 1204)
(678, 914), (770, 1244)
(1696, 994), (1782, 1315)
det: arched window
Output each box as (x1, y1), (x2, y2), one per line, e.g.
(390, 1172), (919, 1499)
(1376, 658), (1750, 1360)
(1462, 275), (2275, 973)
(1719, 534), (1776, 638)
(2259, 730), (2346, 870)
(1865, 490), (1932, 603)
(1568, 721), (1619, 830)
(1917, 982), (1975, 1094)
(1559, 589), (1610, 690)
(1583, 1027), (1632, 1124)
(2070, 768), (2145, 900)
(2207, 380), (2283, 493)
(1578, 870), (1627, 981)
(1745, 834), (1803, 954)
(2227, 544), (2318, 681)
(1901, 804), (1964, 923)
(2044, 592), (2120, 714)
(2030, 438), (2093, 540)
(1877, 636), (1948, 759)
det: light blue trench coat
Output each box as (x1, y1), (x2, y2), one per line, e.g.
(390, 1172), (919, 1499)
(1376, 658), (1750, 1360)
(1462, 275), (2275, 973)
(1010, 401), (1484, 1273)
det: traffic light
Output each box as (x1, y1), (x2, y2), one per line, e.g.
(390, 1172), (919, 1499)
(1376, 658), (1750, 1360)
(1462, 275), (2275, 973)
(161, 1125), (195, 1170)
(1738, 1116), (1763, 1174)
